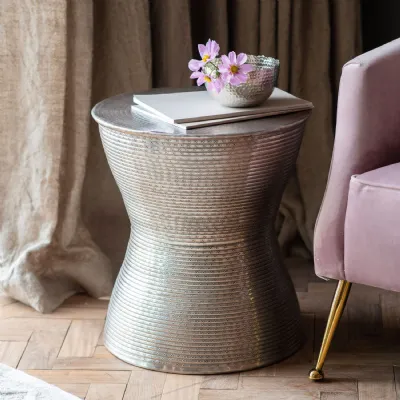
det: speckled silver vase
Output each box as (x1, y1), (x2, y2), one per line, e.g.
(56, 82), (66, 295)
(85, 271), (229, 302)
(206, 55), (279, 107)
(92, 93), (310, 374)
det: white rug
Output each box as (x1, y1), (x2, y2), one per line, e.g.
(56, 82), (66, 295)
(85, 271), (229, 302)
(0, 364), (79, 400)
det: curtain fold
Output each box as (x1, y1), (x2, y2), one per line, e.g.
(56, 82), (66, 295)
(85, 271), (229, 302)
(150, 0), (192, 87)
(0, 0), (114, 312)
(0, 0), (361, 312)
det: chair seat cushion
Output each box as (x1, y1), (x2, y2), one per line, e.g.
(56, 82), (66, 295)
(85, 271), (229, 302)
(345, 162), (400, 292)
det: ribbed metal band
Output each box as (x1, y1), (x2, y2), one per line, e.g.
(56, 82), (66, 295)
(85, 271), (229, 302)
(95, 97), (308, 374)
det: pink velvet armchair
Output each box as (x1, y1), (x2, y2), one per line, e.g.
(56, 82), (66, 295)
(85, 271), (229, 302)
(309, 38), (400, 380)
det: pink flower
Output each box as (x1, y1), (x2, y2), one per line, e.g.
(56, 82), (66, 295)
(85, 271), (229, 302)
(219, 51), (253, 86)
(190, 71), (223, 93)
(188, 39), (220, 72)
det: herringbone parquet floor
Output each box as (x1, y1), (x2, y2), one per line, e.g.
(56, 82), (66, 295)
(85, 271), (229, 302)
(1, 259), (400, 399)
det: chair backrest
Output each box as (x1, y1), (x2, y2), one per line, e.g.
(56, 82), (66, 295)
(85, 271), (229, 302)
(314, 39), (400, 281)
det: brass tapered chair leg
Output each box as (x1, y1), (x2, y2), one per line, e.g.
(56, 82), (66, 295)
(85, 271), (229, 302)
(309, 280), (352, 381)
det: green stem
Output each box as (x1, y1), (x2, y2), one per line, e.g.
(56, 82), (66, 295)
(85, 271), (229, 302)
(204, 60), (221, 78)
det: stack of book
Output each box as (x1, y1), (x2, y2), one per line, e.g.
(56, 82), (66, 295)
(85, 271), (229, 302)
(132, 88), (313, 130)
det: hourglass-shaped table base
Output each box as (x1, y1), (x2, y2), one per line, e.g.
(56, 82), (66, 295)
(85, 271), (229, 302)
(93, 93), (310, 374)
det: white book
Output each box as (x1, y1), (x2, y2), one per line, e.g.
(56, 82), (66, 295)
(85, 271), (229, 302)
(133, 88), (313, 128)
(132, 103), (304, 130)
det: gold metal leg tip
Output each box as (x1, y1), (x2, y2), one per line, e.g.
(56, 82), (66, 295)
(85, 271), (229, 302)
(309, 368), (324, 381)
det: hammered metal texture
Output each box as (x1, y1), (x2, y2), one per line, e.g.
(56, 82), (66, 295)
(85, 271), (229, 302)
(206, 55), (279, 107)
(92, 93), (310, 374)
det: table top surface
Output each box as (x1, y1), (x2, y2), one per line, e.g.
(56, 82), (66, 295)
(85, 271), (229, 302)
(92, 89), (311, 138)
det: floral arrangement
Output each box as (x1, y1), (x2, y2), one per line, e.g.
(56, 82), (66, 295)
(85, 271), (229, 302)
(188, 39), (254, 93)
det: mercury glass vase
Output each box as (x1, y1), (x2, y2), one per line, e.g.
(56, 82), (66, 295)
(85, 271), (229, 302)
(205, 55), (279, 107)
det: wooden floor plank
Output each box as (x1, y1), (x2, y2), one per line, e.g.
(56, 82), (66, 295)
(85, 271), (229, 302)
(0, 327), (32, 341)
(53, 356), (141, 371)
(201, 373), (239, 390)
(323, 365), (394, 380)
(86, 383), (127, 400)
(347, 303), (383, 341)
(241, 376), (357, 394)
(298, 291), (335, 316)
(0, 302), (107, 320)
(161, 374), (203, 400)
(55, 383), (90, 399)
(380, 292), (400, 342)
(325, 351), (400, 366)
(123, 370), (167, 400)
(199, 389), (319, 399)
(320, 393), (358, 400)
(240, 364), (276, 377)
(58, 320), (104, 358)
(18, 321), (71, 369)
(358, 379), (396, 400)
(23, 370), (131, 384)
(0, 341), (27, 368)
(0, 318), (34, 341)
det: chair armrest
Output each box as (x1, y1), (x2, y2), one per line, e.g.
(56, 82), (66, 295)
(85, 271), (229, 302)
(314, 41), (400, 280)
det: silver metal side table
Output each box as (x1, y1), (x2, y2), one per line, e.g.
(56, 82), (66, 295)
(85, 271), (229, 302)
(92, 91), (311, 374)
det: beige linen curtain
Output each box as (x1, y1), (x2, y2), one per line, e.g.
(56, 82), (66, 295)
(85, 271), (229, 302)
(0, 0), (361, 312)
